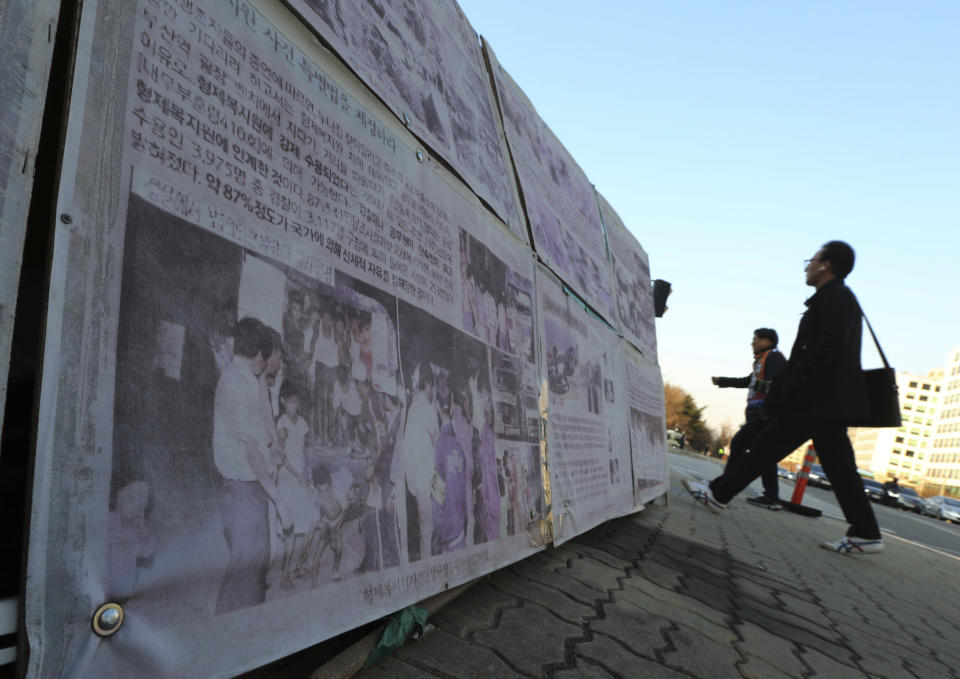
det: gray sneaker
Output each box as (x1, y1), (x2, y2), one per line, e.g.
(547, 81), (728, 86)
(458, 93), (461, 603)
(746, 495), (782, 510)
(681, 479), (727, 513)
(820, 536), (884, 555)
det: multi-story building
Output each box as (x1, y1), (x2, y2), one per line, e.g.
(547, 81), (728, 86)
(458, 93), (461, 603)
(927, 345), (960, 498)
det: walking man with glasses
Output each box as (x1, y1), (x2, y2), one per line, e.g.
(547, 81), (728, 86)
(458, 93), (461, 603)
(683, 241), (883, 555)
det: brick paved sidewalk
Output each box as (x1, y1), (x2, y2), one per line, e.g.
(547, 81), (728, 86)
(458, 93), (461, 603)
(351, 468), (960, 679)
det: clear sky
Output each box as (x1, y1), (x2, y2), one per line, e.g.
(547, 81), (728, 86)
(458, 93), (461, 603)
(458, 0), (960, 431)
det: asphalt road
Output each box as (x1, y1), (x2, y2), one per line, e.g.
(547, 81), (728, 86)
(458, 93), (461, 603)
(668, 450), (960, 559)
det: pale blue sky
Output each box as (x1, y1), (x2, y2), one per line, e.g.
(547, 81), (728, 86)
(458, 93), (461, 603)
(459, 0), (960, 429)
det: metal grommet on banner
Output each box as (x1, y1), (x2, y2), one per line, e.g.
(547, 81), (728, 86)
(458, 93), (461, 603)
(415, 148), (425, 162)
(92, 603), (124, 637)
(59, 213), (72, 224)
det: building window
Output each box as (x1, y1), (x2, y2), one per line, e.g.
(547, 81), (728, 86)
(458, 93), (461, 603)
(895, 436), (904, 443)
(922, 383), (931, 390)
(909, 381), (918, 388)
(906, 450), (915, 457)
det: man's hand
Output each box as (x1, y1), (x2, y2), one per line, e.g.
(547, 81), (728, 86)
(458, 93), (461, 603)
(711, 377), (720, 385)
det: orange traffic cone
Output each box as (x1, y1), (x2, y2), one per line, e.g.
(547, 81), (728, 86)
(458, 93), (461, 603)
(780, 445), (822, 518)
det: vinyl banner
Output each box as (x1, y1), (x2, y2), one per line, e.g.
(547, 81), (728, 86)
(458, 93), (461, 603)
(27, 1), (544, 676)
(597, 192), (657, 362)
(285, 0), (525, 240)
(0, 0), (60, 443)
(485, 44), (617, 324)
(623, 342), (669, 505)
(536, 265), (633, 545)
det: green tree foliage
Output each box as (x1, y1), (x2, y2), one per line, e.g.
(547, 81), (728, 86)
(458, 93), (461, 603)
(664, 382), (713, 450)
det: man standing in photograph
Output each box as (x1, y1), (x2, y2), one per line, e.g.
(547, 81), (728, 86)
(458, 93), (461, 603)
(683, 241), (883, 555)
(212, 318), (289, 613)
(402, 363), (438, 561)
(711, 328), (787, 510)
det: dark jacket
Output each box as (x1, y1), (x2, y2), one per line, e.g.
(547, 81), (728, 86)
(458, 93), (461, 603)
(765, 279), (869, 421)
(717, 347), (787, 421)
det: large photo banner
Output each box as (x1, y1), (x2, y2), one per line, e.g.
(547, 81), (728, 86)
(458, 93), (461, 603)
(28, 1), (545, 676)
(623, 342), (669, 505)
(286, 0), (525, 240)
(536, 265), (632, 545)
(485, 43), (617, 324)
(597, 192), (657, 362)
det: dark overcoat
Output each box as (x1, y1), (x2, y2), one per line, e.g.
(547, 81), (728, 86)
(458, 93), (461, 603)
(765, 278), (869, 421)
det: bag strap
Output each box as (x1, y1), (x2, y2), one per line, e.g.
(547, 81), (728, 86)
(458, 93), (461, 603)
(860, 309), (892, 369)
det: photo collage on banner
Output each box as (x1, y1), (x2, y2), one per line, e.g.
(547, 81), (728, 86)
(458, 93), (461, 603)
(536, 265), (633, 545)
(287, 0), (525, 240)
(485, 44), (617, 324)
(597, 192), (658, 362)
(30, 1), (546, 676)
(623, 342), (669, 505)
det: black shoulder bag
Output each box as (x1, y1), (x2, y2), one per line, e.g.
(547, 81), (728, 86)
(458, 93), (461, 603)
(849, 310), (901, 428)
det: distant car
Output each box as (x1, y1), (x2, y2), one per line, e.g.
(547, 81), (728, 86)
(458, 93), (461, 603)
(878, 482), (901, 507)
(777, 466), (796, 481)
(806, 464), (831, 489)
(861, 479), (887, 503)
(895, 486), (924, 513)
(923, 495), (960, 522)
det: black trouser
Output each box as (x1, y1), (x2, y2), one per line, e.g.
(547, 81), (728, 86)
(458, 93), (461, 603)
(709, 416), (880, 539)
(725, 417), (779, 500)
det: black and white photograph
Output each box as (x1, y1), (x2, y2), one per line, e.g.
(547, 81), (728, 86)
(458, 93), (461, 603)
(629, 406), (668, 492)
(292, 0), (523, 233)
(579, 359), (603, 416)
(110, 195), (409, 618)
(490, 348), (540, 444)
(499, 444), (544, 538)
(487, 45), (616, 319)
(397, 301), (512, 559)
(544, 316), (579, 399)
(598, 193), (657, 359)
(460, 228), (535, 363)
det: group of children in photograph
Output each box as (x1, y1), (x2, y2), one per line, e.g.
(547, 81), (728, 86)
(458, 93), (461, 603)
(210, 273), (549, 608)
(401, 356), (541, 563)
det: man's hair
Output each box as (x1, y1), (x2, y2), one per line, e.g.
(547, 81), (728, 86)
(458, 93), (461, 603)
(234, 317), (266, 358)
(312, 465), (331, 488)
(259, 326), (282, 359)
(754, 328), (779, 347)
(820, 240), (855, 279)
(279, 380), (302, 401)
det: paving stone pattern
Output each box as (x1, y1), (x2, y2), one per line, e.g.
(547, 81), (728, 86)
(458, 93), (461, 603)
(354, 469), (960, 678)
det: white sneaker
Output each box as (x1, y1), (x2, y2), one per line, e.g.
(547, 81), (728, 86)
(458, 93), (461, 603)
(681, 479), (727, 513)
(820, 536), (884, 555)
